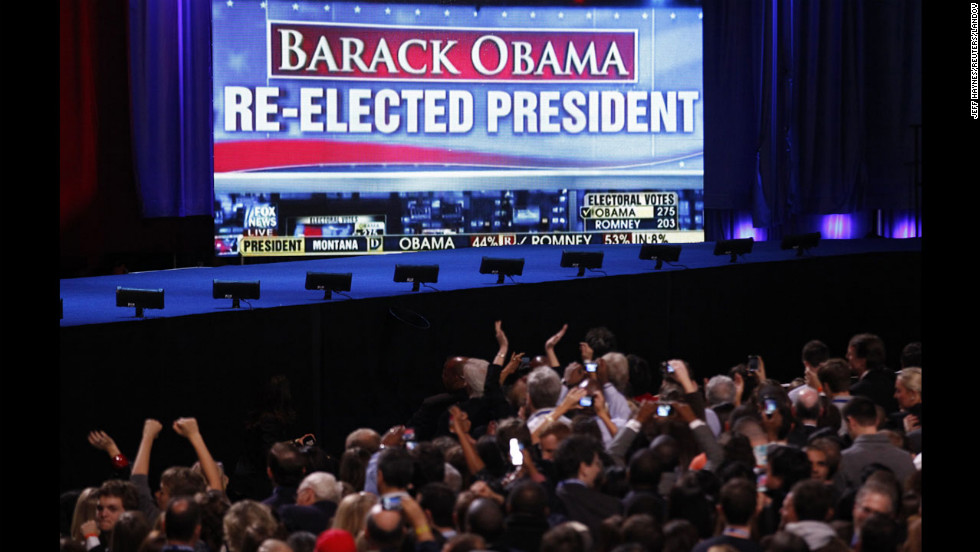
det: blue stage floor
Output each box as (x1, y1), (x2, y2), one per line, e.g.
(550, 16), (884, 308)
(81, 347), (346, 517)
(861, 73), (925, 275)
(59, 238), (921, 327)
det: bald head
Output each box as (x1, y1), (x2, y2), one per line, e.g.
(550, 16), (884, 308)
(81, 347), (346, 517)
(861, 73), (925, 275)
(257, 539), (292, 552)
(345, 428), (381, 453)
(366, 504), (405, 549)
(794, 386), (822, 422)
(164, 496), (202, 544)
(466, 498), (505, 542)
(798, 386), (820, 408)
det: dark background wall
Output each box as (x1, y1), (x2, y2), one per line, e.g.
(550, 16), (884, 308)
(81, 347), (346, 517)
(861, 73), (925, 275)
(60, 248), (921, 494)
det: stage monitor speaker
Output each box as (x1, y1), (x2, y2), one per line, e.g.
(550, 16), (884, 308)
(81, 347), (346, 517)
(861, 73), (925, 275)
(116, 287), (164, 318)
(305, 272), (352, 300)
(560, 251), (604, 277)
(394, 264), (439, 292)
(639, 244), (681, 270)
(781, 232), (821, 257)
(479, 257), (525, 284)
(213, 280), (260, 308)
(713, 238), (754, 263)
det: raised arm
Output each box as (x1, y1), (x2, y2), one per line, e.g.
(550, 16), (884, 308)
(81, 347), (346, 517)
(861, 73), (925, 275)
(132, 419), (163, 477)
(544, 324), (568, 368)
(499, 352), (524, 387)
(733, 372), (745, 407)
(493, 320), (509, 366)
(530, 386), (587, 443)
(131, 418), (164, 523)
(666, 360), (706, 420)
(674, 401), (724, 471)
(592, 390), (619, 439)
(399, 494), (436, 545)
(755, 355), (769, 384)
(88, 429), (131, 473)
(607, 399), (656, 464)
(448, 405), (485, 476)
(172, 417), (224, 491)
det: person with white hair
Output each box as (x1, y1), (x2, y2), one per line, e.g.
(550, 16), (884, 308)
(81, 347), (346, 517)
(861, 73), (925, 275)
(705, 374), (737, 436)
(525, 365), (574, 434)
(601, 351), (631, 396)
(888, 366), (922, 453)
(277, 471), (344, 536)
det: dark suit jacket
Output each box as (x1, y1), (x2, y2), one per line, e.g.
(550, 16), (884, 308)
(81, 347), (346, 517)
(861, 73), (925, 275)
(621, 489), (668, 521)
(278, 499), (338, 535)
(850, 368), (898, 413)
(836, 433), (916, 492)
(501, 513), (551, 552)
(262, 485), (297, 513)
(554, 481), (622, 541)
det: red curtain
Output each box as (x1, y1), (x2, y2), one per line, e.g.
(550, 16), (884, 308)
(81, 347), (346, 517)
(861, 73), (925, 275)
(60, 0), (100, 232)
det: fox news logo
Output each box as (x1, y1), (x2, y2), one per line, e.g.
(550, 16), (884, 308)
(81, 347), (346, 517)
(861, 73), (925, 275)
(245, 204), (278, 229)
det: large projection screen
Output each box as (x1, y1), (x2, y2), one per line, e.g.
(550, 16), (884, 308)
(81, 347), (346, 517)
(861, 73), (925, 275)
(212, 1), (704, 257)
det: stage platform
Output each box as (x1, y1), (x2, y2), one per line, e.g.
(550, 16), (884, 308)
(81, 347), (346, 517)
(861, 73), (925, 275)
(60, 238), (920, 327)
(59, 237), (921, 494)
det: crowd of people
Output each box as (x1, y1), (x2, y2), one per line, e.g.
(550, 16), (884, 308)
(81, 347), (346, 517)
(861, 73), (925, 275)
(60, 322), (922, 552)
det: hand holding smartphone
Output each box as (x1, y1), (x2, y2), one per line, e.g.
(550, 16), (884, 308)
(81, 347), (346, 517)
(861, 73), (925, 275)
(509, 438), (523, 466)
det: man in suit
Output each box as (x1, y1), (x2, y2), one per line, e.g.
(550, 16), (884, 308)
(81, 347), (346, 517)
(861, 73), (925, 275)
(846, 333), (898, 414)
(552, 434), (622, 542)
(692, 478), (763, 552)
(262, 441), (309, 511)
(278, 471), (342, 535)
(836, 396), (915, 493)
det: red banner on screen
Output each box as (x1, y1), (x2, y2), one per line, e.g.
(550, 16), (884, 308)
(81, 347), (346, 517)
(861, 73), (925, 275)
(269, 22), (637, 82)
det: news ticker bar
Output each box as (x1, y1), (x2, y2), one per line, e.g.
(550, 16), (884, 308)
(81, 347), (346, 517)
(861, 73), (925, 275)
(234, 230), (705, 257)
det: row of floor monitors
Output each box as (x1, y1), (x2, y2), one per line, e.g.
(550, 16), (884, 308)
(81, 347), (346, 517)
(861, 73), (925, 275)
(105, 234), (820, 318)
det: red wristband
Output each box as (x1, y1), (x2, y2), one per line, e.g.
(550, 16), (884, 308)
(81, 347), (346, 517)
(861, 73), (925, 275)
(111, 454), (130, 469)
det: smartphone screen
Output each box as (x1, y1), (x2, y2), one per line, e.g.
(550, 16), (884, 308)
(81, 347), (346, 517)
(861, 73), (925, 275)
(509, 438), (523, 466)
(382, 495), (402, 510)
(764, 398), (778, 415)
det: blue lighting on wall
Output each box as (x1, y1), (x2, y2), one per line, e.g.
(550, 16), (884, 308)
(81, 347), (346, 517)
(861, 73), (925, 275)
(724, 210), (919, 242)
(734, 212), (767, 241)
(888, 211), (921, 239)
(821, 214), (854, 239)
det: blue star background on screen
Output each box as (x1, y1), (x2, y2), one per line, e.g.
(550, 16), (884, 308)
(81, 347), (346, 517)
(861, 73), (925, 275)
(211, 0), (704, 257)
